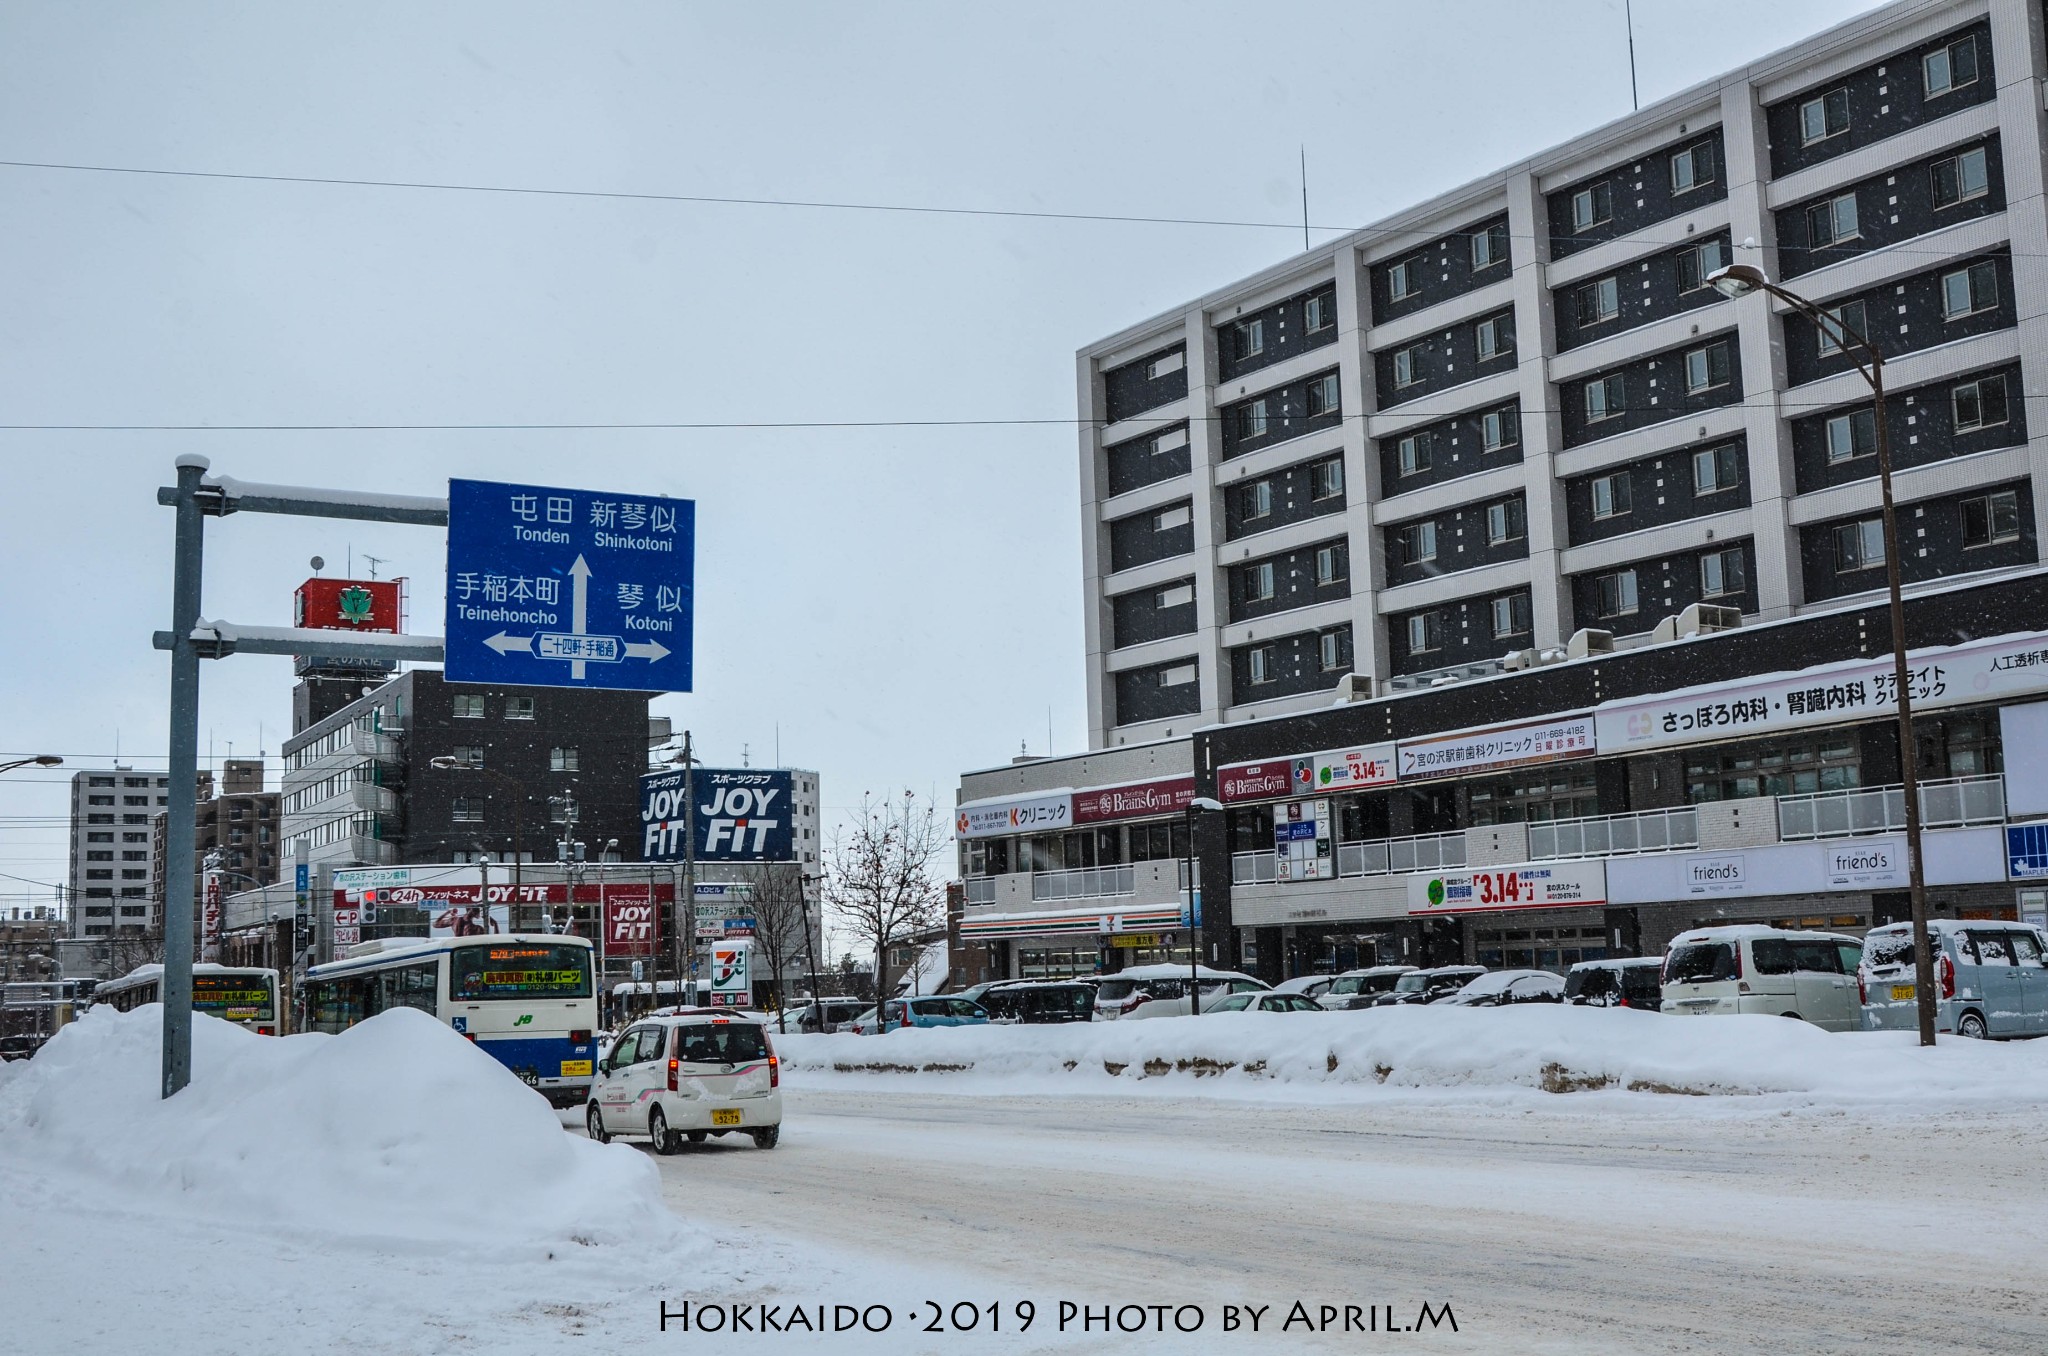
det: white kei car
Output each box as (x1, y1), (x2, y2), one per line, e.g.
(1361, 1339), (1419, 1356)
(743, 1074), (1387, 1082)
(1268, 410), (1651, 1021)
(586, 1011), (783, 1151)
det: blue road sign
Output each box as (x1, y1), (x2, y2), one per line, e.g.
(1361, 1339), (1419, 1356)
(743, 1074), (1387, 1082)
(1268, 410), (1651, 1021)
(444, 478), (694, 690)
(2008, 823), (2048, 880)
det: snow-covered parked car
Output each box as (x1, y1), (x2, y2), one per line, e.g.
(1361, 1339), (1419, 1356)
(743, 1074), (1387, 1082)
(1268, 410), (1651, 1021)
(1564, 958), (1664, 1010)
(1435, 969), (1564, 1007)
(845, 995), (990, 1034)
(1370, 965), (1486, 1007)
(1093, 963), (1267, 1019)
(1207, 991), (1327, 1014)
(1858, 919), (2048, 1038)
(1661, 926), (1862, 1031)
(1317, 965), (1418, 1010)
(1271, 974), (1338, 1000)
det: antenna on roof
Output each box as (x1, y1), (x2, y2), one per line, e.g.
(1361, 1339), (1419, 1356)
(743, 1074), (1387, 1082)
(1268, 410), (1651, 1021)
(1625, 0), (1640, 111)
(363, 554), (388, 581)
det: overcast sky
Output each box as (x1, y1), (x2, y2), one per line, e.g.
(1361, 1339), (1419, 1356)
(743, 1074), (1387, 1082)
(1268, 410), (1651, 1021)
(0, 0), (1881, 908)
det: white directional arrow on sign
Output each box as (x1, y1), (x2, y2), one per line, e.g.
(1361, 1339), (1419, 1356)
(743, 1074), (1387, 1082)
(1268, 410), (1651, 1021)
(471, 553), (668, 678)
(568, 555), (593, 680)
(484, 632), (532, 656)
(624, 640), (669, 661)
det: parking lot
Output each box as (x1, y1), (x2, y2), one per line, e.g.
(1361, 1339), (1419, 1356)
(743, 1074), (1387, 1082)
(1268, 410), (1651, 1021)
(631, 1083), (2048, 1354)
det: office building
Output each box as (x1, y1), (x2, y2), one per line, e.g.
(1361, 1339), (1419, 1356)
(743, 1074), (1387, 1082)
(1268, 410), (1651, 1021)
(66, 767), (169, 939)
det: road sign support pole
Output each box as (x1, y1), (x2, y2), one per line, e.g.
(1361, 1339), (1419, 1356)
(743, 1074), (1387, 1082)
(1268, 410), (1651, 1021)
(161, 455), (209, 1097)
(682, 730), (697, 1006)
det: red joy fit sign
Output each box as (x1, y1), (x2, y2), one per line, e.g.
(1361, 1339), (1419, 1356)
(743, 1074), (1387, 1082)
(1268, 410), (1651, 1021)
(603, 893), (660, 955)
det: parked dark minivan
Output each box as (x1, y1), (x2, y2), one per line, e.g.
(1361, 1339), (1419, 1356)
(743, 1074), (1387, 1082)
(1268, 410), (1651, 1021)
(977, 981), (1095, 1024)
(1564, 958), (1664, 1011)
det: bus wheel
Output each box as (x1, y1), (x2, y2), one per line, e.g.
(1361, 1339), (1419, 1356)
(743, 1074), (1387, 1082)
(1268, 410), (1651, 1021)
(752, 1125), (780, 1150)
(647, 1106), (676, 1155)
(586, 1104), (610, 1144)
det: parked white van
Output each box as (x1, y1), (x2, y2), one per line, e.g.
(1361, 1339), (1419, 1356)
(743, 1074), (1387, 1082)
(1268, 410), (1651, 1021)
(1858, 919), (2048, 1039)
(1660, 926), (1864, 1031)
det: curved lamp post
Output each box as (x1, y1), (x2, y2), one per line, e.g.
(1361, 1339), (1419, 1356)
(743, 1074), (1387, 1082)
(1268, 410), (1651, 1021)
(1710, 263), (1934, 1046)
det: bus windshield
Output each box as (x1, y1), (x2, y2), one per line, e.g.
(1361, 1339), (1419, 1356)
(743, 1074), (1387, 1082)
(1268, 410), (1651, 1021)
(450, 943), (592, 1001)
(193, 972), (274, 1021)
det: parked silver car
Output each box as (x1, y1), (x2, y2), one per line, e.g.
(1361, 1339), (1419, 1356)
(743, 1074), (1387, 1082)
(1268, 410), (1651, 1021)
(1859, 919), (2048, 1039)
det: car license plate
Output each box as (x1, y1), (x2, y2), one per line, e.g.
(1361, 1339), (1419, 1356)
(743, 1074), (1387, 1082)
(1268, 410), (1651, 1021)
(516, 1068), (541, 1087)
(711, 1108), (742, 1127)
(1890, 984), (1915, 1002)
(560, 1059), (592, 1077)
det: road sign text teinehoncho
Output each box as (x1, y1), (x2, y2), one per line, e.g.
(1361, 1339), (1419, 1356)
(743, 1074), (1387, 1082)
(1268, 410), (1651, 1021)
(444, 478), (695, 691)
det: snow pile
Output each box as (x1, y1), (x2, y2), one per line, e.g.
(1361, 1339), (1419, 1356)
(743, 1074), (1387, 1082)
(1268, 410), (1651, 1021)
(779, 1005), (2048, 1104)
(0, 1005), (697, 1257)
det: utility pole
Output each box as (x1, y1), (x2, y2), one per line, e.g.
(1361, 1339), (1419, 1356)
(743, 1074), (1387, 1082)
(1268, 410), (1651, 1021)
(682, 731), (697, 1005)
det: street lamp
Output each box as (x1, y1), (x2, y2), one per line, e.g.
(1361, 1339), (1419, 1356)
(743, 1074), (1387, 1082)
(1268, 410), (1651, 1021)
(0, 755), (62, 775)
(1183, 796), (1224, 1016)
(1710, 262), (1935, 1046)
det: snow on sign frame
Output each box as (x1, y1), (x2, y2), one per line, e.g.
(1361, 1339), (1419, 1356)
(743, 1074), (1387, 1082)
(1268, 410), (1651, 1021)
(444, 478), (695, 691)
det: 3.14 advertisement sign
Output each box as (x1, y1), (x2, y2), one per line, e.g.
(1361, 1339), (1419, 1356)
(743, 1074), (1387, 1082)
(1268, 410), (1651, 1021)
(1409, 862), (1607, 915)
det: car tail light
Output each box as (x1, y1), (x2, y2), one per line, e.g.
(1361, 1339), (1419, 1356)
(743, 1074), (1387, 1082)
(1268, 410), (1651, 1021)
(1733, 946), (1744, 980)
(1940, 954), (1955, 1000)
(667, 1058), (679, 1092)
(769, 1054), (780, 1088)
(258, 1026), (274, 1035)
(1616, 997), (1629, 1009)
(570, 1029), (591, 1045)
(1857, 971), (1867, 1005)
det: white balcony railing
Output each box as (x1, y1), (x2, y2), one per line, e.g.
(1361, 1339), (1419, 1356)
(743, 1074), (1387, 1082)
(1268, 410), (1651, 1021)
(1030, 864), (1136, 902)
(1233, 830), (1466, 885)
(1778, 775), (2006, 840)
(1529, 806), (1698, 861)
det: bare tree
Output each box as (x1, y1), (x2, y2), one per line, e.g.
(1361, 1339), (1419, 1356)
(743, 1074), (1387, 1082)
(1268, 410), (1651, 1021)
(825, 790), (948, 1030)
(106, 928), (168, 977)
(733, 862), (813, 1032)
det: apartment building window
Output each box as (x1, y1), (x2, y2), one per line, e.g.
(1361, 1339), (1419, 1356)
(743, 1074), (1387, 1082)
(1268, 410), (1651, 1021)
(1248, 645), (1277, 685)
(1157, 582), (1194, 609)
(1685, 343), (1730, 394)
(550, 746), (580, 772)
(1800, 87), (1850, 145)
(1317, 630), (1344, 671)
(1397, 432), (1432, 476)
(1161, 663), (1197, 686)
(1953, 374), (2009, 431)
(1834, 518), (1885, 571)
(1570, 182), (1612, 232)
(87, 794), (113, 806)
(1399, 521), (1438, 565)
(1942, 260), (1999, 319)
(86, 850), (112, 862)
(123, 832), (147, 844)
(1305, 293), (1332, 333)
(1816, 300), (1866, 357)
(452, 797), (483, 824)
(1670, 139), (1717, 193)
(1307, 373), (1340, 418)
(1155, 504), (1191, 531)
(89, 776), (113, 788)
(1472, 222), (1508, 269)
(1235, 318), (1265, 359)
(123, 814), (146, 825)
(1961, 490), (2021, 548)
(1693, 444), (1740, 495)
(1147, 351), (1184, 380)
(1392, 345), (1421, 388)
(1491, 593), (1531, 638)
(86, 831), (112, 844)
(1700, 548), (1746, 598)
(452, 693), (485, 719)
(1238, 398), (1270, 438)
(1246, 561), (1276, 602)
(450, 745), (484, 767)
(86, 869), (112, 881)
(1835, 405), (1875, 464)
(1482, 407), (1518, 451)
(1806, 193), (1859, 249)
(1931, 147), (1990, 208)
(121, 869), (146, 881)
(121, 850), (146, 862)
(1585, 374), (1623, 422)
(1486, 499), (1526, 545)
(122, 795), (148, 806)
(1243, 479), (1273, 520)
(1311, 458), (1344, 500)
(1578, 276), (1619, 325)
(1314, 544), (1345, 585)
(1676, 239), (1726, 294)
(1407, 612), (1441, 653)
(1388, 259), (1416, 300)
(1924, 34), (1979, 97)
(1597, 569), (1639, 617)
(505, 695), (536, 720)
(1475, 315), (1510, 362)
(1591, 472), (1631, 519)
(86, 814), (112, 825)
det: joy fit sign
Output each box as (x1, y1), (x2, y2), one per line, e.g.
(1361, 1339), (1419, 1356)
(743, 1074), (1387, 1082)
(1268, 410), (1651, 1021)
(1409, 862), (1607, 915)
(639, 768), (797, 862)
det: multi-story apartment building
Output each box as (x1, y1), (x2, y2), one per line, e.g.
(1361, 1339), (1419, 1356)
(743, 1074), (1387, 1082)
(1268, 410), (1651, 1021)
(960, 0), (2048, 988)
(150, 759), (282, 934)
(1079, 0), (2047, 748)
(65, 767), (170, 939)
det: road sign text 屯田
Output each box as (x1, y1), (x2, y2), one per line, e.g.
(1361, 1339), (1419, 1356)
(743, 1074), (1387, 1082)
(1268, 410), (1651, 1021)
(444, 479), (694, 690)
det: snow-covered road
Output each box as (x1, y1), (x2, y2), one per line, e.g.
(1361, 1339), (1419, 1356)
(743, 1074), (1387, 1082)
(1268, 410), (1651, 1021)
(655, 1085), (2048, 1354)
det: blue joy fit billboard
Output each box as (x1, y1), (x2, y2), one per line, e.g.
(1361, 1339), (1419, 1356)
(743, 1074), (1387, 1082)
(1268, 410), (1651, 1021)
(640, 769), (796, 863)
